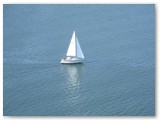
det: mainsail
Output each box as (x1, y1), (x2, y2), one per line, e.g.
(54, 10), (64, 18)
(66, 31), (84, 59)
(66, 31), (76, 57)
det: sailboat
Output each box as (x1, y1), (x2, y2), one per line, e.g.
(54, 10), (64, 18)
(61, 31), (84, 64)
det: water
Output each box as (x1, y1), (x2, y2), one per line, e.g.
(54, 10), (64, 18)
(3, 4), (155, 116)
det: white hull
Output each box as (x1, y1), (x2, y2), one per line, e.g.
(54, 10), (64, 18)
(61, 58), (83, 64)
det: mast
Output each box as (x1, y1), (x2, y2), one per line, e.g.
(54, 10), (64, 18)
(75, 31), (77, 57)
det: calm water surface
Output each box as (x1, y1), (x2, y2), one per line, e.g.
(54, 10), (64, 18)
(3, 4), (155, 116)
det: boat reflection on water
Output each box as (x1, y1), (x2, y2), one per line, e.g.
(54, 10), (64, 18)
(61, 64), (84, 109)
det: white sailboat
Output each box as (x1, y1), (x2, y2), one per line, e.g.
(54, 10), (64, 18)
(61, 31), (84, 64)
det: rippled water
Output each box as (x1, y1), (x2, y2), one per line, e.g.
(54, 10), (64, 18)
(3, 4), (155, 116)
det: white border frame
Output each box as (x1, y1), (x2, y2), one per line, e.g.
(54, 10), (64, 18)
(0, 0), (159, 120)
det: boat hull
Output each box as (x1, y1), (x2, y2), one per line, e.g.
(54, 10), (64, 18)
(61, 59), (83, 64)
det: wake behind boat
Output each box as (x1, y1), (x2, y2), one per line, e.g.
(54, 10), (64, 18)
(61, 31), (84, 64)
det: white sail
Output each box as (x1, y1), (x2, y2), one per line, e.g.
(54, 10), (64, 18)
(66, 31), (76, 57)
(76, 37), (84, 59)
(66, 31), (84, 59)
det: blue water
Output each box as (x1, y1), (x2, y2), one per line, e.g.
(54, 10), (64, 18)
(3, 4), (155, 116)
